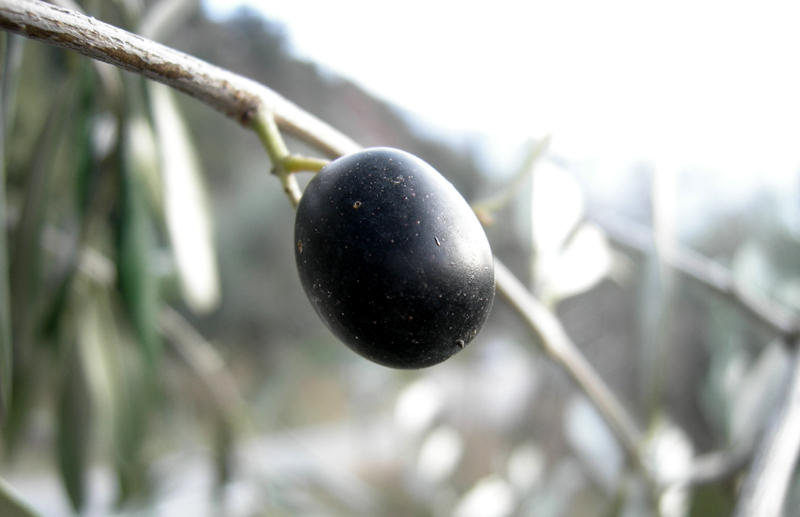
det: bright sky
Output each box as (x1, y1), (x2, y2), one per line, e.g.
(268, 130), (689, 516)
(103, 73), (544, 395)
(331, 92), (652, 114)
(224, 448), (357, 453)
(203, 0), (800, 199)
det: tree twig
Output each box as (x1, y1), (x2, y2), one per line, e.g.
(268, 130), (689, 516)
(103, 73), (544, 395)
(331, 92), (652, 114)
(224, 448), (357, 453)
(0, 0), (360, 158)
(158, 306), (246, 421)
(494, 260), (648, 471)
(594, 210), (799, 340)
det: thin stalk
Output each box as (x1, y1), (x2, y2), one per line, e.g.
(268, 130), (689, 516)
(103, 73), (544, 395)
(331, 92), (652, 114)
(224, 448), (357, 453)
(251, 108), (300, 207)
(284, 155), (329, 174)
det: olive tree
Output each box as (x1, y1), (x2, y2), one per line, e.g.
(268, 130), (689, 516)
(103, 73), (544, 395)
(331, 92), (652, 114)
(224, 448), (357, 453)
(0, 1), (798, 516)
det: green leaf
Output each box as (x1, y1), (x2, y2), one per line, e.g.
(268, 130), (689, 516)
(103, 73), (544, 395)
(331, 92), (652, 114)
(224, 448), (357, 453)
(117, 160), (161, 366)
(112, 341), (152, 504)
(9, 71), (78, 338)
(56, 347), (92, 512)
(0, 477), (44, 517)
(149, 83), (220, 314)
(125, 112), (162, 212)
(213, 414), (234, 488)
(77, 285), (153, 504)
(689, 482), (735, 517)
(0, 32), (25, 427)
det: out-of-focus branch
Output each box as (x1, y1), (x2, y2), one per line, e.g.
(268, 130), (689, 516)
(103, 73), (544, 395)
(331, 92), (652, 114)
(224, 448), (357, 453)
(595, 211), (800, 340)
(158, 306), (246, 422)
(494, 260), (649, 475)
(0, 0), (360, 158)
(733, 341), (800, 517)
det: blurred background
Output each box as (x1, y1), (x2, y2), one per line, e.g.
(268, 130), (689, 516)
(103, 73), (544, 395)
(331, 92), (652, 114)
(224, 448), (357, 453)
(1, 0), (799, 516)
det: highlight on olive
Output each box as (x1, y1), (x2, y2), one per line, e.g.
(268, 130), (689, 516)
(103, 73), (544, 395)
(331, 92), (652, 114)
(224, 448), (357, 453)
(294, 147), (495, 369)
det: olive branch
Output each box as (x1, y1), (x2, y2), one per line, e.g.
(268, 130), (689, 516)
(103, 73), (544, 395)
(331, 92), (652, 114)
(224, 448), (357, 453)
(1, 0), (799, 515)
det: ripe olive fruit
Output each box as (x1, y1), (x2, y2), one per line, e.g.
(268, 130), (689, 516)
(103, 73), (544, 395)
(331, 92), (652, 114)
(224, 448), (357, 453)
(294, 147), (495, 369)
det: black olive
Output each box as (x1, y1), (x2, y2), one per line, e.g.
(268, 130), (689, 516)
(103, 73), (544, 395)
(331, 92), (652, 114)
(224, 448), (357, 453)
(294, 148), (494, 369)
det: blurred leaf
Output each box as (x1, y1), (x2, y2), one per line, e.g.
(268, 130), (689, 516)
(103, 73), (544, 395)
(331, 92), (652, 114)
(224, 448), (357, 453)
(507, 442), (546, 494)
(563, 395), (623, 494)
(0, 33), (25, 426)
(57, 346), (92, 512)
(394, 377), (445, 437)
(7, 63), (81, 436)
(77, 285), (118, 447)
(138, 0), (201, 41)
(732, 240), (777, 298)
(531, 161), (584, 256)
(213, 414), (234, 488)
(531, 162), (584, 287)
(540, 222), (612, 307)
(149, 82), (220, 314)
(10, 73), (77, 327)
(124, 112), (161, 212)
(112, 343), (152, 503)
(729, 339), (791, 448)
(417, 425), (463, 484)
(645, 417), (694, 517)
(77, 284), (152, 504)
(688, 482), (735, 517)
(117, 158), (161, 366)
(453, 475), (515, 517)
(472, 135), (550, 223)
(779, 278), (800, 313)
(0, 477), (44, 517)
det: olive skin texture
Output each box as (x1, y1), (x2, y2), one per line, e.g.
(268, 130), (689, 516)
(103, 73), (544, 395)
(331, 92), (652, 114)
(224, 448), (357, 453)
(294, 147), (495, 369)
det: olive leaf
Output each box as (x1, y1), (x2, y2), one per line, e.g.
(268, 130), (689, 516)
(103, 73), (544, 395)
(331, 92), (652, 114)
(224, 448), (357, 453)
(0, 32), (25, 426)
(56, 346), (92, 512)
(124, 112), (162, 213)
(732, 240), (779, 300)
(644, 417), (694, 516)
(531, 162), (584, 269)
(728, 339), (791, 448)
(416, 425), (463, 484)
(528, 161), (612, 307)
(9, 69), (79, 373)
(563, 394), (623, 494)
(530, 161), (590, 303)
(76, 283), (153, 503)
(0, 477), (44, 517)
(471, 135), (550, 224)
(538, 223), (613, 307)
(149, 82), (220, 314)
(117, 154), (162, 366)
(452, 475), (516, 517)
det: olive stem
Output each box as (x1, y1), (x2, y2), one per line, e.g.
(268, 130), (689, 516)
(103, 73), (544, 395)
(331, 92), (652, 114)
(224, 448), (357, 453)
(284, 155), (329, 174)
(251, 108), (301, 207)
